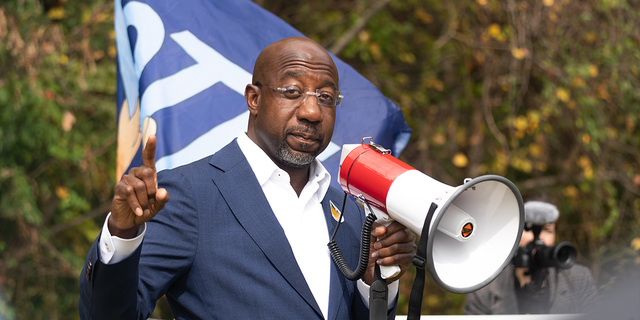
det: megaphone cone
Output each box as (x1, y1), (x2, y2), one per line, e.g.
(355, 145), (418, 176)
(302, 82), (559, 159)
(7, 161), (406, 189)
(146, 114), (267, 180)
(338, 139), (524, 293)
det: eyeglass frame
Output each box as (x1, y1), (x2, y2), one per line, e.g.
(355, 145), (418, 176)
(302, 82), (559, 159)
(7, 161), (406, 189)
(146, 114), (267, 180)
(255, 82), (344, 107)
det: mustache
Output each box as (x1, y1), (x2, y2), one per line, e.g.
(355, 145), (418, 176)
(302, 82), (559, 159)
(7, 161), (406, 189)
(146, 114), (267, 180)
(286, 125), (324, 141)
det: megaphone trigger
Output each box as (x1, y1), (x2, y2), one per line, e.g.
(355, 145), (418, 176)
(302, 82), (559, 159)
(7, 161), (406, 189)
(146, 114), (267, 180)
(356, 195), (401, 279)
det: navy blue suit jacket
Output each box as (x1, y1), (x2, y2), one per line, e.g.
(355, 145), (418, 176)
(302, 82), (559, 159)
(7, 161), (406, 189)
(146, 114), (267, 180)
(79, 140), (391, 319)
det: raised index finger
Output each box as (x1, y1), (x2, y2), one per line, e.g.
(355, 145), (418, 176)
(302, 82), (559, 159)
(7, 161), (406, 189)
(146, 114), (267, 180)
(142, 135), (157, 171)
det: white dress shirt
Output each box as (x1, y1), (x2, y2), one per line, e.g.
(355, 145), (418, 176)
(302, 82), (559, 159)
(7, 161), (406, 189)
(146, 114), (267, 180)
(99, 133), (398, 318)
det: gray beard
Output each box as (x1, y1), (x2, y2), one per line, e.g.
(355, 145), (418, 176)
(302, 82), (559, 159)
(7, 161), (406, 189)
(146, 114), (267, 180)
(276, 141), (318, 168)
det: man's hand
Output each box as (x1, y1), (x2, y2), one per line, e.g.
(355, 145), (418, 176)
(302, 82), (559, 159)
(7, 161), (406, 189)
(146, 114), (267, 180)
(364, 222), (417, 285)
(109, 135), (169, 238)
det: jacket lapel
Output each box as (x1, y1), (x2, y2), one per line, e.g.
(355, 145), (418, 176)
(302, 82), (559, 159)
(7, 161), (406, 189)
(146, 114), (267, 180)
(209, 140), (323, 318)
(322, 192), (360, 320)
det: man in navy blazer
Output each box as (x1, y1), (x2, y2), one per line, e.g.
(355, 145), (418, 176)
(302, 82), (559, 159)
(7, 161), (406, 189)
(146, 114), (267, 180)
(79, 37), (416, 319)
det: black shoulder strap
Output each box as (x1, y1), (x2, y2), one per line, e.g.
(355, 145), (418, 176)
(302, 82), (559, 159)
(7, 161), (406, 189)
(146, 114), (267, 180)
(407, 202), (438, 320)
(369, 263), (389, 320)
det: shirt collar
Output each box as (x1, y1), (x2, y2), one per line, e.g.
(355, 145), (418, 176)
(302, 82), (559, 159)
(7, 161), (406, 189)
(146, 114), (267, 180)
(236, 133), (331, 200)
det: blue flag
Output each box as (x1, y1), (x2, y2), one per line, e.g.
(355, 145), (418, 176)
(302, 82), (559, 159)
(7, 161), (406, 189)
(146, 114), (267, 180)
(115, 0), (411, 189)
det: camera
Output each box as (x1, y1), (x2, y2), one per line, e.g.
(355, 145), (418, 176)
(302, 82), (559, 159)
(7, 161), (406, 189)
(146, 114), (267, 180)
(512, 225), (577, 269)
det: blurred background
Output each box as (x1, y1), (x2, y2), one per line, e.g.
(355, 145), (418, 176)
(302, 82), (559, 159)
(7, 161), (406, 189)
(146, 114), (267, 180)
(0, 0), (638, 319)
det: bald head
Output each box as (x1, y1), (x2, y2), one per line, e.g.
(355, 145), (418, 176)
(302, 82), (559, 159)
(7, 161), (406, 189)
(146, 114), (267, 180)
(243, 36), (339, 186)
(252, 37), (339, 88)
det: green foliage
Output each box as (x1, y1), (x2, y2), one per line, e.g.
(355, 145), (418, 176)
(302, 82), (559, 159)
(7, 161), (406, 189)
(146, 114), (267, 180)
(0, 1), (115, 319)
(264, 0), (640, 315)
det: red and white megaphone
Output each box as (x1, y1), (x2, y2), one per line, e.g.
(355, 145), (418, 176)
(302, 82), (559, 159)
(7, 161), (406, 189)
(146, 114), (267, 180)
(338, 138), (524, 293)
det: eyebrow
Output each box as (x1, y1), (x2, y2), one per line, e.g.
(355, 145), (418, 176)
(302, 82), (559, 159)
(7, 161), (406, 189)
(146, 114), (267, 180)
(280, 71), (337, 89)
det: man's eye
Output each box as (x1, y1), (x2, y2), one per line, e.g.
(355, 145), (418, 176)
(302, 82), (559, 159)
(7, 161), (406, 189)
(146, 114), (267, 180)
(281, 87), (302, 99)
(318, 93), (335, 105)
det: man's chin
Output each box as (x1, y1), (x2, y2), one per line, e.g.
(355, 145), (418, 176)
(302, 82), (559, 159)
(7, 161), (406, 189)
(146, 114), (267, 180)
(277, 146), (318, 168)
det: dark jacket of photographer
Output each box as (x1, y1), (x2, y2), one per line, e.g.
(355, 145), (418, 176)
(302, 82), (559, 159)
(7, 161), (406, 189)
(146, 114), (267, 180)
(463, 264), (598, 314)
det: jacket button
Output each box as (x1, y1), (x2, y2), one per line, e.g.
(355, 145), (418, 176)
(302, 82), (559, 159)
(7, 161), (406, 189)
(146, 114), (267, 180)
(85, 262), (92, 281)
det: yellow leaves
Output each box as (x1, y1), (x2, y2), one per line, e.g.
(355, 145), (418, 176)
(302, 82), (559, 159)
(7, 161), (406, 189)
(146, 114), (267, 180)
(368, 42), (382, 61)
(358, 30), (370, 42)
(474, 164), (487, 175)
(535, 162), (548, 172)
(585, 32), (596, 43)
(108, 45), (117, 58)
(62, 111), (76, 132)
(55, 186), (70, 199)
(48, 7), (66, 20)
(556, 88), (570, 102)
(476, 0), (488, 6)
(424, 77), (444, 91)
(59, 54), (69, 65)
(81, 10), (92, 23)
(588, 65), (599, 77)
(415, 8), (433, 24)
(511, 47), (528, 60)
(606, 127), (618, 140)
(604, 0), (622, 8)
(92, 50), (105, 60)
(395, 73), (409, 86)
(452, 152), (468, 168)
(399, 52), (416, 64)
(543, 0), (554, 6)
(488, 24), (500, 37)
(528, 143), (543, 158)
(577, 156), (590, 168)
(95, 13), (107, 23)
(513, 112), (540, 138)
(514, 116), (528, 132)
(487, 24), (506, 42)
(631, 238), (640, 251)
(493, 151), (509, 174)
(426, 294), (441, 309)
(597, 83), (611, 101)
(572, 76), (586, 88)
(577, 156), (594, 179)
(582, 133), (591, 144)
(432, 132), (446, 146)
(563, 186), (579, 198)
(511, 157), (533, 173)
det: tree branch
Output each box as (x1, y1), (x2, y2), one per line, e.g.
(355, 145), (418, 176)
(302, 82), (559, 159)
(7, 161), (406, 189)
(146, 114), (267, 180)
(49, 201), (112, 235)
(328, 0), (393, 55)
(433, 3), (458, 49)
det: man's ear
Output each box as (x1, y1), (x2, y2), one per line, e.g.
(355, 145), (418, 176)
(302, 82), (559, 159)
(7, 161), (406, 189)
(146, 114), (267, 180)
(245, 84), (260, 115)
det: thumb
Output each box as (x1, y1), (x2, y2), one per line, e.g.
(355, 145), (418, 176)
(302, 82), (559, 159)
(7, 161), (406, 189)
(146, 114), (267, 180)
(152, 188), (169, 214)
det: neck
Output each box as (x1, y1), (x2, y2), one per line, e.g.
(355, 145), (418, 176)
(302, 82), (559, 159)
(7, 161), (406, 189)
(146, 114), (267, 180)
(285, 165), (310, 197)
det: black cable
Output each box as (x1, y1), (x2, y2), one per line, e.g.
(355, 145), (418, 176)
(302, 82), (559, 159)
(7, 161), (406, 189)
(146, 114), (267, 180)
(328, 194), (377, 281)
(330, 193), (349, 241)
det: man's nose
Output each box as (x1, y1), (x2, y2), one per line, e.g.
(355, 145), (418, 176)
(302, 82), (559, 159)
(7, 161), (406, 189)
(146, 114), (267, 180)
(296, 93), (323, 123)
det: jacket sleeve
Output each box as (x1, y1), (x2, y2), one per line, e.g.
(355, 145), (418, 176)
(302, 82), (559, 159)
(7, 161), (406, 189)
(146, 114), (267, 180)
(78, 168), (199, 320)
(570, 265), (599, 312)
(463, 289), (492, 315)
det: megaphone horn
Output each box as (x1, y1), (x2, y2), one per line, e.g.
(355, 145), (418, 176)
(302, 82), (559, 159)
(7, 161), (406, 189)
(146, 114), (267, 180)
(338, 138), (524, 293)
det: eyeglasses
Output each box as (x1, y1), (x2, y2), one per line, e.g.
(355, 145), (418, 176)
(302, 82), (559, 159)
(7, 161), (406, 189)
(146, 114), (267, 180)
(257, 83), (343, 107)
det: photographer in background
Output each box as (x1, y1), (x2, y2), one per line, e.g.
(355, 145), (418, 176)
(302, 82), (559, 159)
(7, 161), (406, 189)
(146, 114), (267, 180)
(464, 200), (599, 314)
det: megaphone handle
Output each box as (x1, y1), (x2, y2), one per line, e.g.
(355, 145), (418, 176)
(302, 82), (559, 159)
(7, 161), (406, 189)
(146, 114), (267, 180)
(376, 218), (401, 279)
